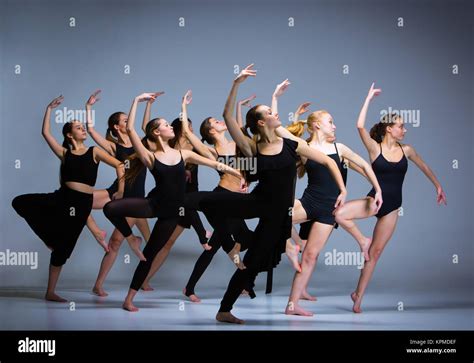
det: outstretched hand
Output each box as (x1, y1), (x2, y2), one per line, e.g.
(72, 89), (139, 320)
(48, 95), (64, 109)
(234, 64), (257, 84)
(86, 90), (101, 106)
(295, 102), (311, 116)
(136, 92), (161, 102)
(239, 94), (256, 108)
(273, 79), (291, 97)
(148, 91), (164, 104)
(182, 90), (192, 105)
(436, 187), (447, 205)
(367, 82), (382, 102)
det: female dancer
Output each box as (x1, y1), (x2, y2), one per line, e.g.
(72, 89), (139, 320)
(198, 64), (347, 324)
(334, 83), (447, 313)
(180, 90), (255, 302)
(276, 104), (383, 316)
(11, 95), (125, 302)
(138, 114), (214, 292)
(102, 92), (242, 312)
(85, 90), (160, 296)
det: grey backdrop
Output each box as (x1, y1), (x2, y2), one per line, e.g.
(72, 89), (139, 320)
(0, 0), (472, 299)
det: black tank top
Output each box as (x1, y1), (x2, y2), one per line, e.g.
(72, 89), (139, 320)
(252, 138), (298, 206)
(147, 151), (187, 217)
(305, 143), (347, 201)
(61, 147), (98, 186)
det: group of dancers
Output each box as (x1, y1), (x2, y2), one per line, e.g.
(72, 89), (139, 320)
(12, 64), (447, 323)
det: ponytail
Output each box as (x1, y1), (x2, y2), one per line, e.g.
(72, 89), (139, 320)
(369, 113), (399, 143)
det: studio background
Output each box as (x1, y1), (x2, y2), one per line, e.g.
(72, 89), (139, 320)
(0, 0), (472, 310)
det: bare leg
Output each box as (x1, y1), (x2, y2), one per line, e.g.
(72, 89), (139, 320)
(334, 198), (377, 261)
(352, 211), (398, 313)
(86, 215), (108, 252)
(92, 224), (133, 297)
(141, 225), (185, 290)
(285, 222), (333, 316)
(123, 288), (139, 312)
(286, 200), (308, 272)
(86, 190), (112, 252)
(45, 264), (67, 302)
(135, 217), (151, 242)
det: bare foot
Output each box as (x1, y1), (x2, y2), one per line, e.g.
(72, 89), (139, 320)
(286, 242), (301, 272)
(122, 301), (139, 312)
(301, 290), (317, 301)
(216, 312), (245, 324)
(141, 283), (154, 291)
(360, 237), (372, 262)
(228, 243), (245, 270)
(285, 302), (313, 316)
(45, 292), (67, 302)
(92, 286), (108, 297)
(127, 235), (146, 261)
(94, 230), (108, 252)
(183, 288), (201, 303)
(351, 292), (362, 313)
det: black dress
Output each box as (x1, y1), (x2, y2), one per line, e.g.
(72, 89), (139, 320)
(199, 137), (298, 312)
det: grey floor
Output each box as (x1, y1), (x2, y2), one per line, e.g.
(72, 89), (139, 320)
(0, 284), (472, 330)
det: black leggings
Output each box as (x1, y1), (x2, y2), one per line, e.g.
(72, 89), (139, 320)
(103, 198), (180, 291)
(185, 208), (253, 295)
(179, 208), (208, 245)
(12, 186), (93, 267)
(200, 192), (288, 312)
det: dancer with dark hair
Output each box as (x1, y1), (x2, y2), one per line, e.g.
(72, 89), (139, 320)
(139, 113), (214, 292)
(12, 95), (125, 302)
(102, 92), (242, 312)
(178, 90), (255, 302)
(86, 90), (162, 296)
(198, 64), (347, 324)
(333, 83), (447, 313)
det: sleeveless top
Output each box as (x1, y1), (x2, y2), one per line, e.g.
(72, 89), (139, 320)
(61, 147), (98, 186)
(147, 151), (187, 217)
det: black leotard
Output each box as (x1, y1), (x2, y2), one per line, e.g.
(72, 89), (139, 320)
(367, 143), (408, 218)
(299, 143), (347, 239)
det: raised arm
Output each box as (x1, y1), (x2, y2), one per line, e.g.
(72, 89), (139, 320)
(403, 144), (447, 205)
(42, 95), (68, 160)
(337, 143), (383, 211)
(181, 90), (216, 160)
(276, 101), (311, 142)
(271, 78), (291, 116)
(236, 94), (256, 128)
(126, 93), (159, 169)
(141, 91), (164, 133)
(181, 149), (243, 180)
(223, 64), (257, 157)
(93, 147), (125, 199)
(85, 90), (116, 156)
(357, 83), (381, 156)
(296, 142), (347, 207)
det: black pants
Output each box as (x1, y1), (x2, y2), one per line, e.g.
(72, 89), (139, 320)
(184, 187), (254, 295)
(12, 186), (93, 267)
(200, 192), (288, 312)
(103, 198), (180, 291)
